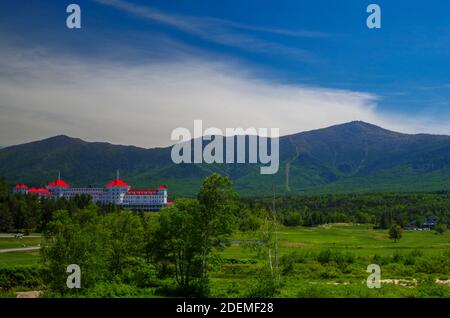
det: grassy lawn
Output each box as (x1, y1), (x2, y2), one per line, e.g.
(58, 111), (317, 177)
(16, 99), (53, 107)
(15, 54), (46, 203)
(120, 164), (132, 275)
(276, 224), (450, 255)
(0, 236), (42, 267)
(212, 224), (450, 297)
(0, 237), (42, 250)
(0, 250), (40, 266)
(221, 224), (450, 259)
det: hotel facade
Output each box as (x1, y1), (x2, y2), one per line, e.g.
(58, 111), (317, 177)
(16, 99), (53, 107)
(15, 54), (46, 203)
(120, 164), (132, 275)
(13, 173), (169, 211)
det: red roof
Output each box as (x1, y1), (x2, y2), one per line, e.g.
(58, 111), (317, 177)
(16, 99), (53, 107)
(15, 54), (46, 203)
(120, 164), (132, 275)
(158, 185), (167, 189)
(47, 179), (70, 187)
(14, 184), (28, 189)
(106, 178), (129, 187)
(28, 187), (51, 195)
(126, 189), (157, 195)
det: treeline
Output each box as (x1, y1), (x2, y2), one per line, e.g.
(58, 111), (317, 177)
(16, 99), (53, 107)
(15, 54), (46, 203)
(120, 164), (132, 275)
(245, 192), (450, 228)
(2, 174), (450, 233)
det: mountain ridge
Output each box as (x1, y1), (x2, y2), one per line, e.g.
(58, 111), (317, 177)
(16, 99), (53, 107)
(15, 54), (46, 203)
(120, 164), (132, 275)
(5, 121), (450, 150)
(2, 121), (450, 197)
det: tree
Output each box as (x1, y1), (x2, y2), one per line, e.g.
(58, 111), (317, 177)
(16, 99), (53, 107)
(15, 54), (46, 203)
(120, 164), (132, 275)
(152, 199), (203, 294)
(0, 177), (8, 197)
(435, 223), (447, 235)
(0, 204), (13, 231)
(388, 224), (402, 242)
(41, 207), (147, 295)
(151, 174), (238, 296)
(102, 211), (145, 276)
(283, 211), (303, 227)
(41, 207), (106, 294)
(197, 173), (238, 294)
(238, 207), (262, 232)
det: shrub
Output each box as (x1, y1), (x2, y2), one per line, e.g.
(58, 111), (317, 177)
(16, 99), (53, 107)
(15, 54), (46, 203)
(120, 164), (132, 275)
(392, 251), (403, 263)
(121, 260), (159, 288)
(246, 266), (280, 298)
(283, 212), (303, 227)
(0, 265), (42, 290)
(418, 278), (450, 298)
(403, 250), (423, 266)
(318, 266), (341, 279)
(316, 249), (355, 267)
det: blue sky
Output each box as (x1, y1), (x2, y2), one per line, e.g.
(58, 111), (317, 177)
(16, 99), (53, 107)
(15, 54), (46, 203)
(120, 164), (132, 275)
(1, 0), (449, 147)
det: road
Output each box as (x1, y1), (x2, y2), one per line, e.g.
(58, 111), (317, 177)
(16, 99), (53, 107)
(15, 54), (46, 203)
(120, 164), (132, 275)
(0, 246), (41, 253)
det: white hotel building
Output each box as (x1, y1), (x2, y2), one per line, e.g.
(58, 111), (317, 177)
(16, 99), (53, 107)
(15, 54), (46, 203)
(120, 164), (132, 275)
(13, 173), (170, 211)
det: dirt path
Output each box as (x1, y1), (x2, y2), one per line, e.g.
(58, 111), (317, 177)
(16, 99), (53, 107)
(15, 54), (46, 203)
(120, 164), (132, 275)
(16, 291), (42, 298)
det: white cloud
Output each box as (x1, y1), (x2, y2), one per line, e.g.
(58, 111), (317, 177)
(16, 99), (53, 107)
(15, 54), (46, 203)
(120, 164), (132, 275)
(0, 51), (449, 148)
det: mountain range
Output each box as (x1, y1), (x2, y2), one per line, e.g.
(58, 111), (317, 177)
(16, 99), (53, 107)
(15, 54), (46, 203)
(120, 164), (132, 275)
(1, 121), (450, 197)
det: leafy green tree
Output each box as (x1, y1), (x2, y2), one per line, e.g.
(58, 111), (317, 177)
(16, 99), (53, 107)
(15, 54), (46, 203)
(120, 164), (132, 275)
(283, 211), (303, 227)
(197, 173), (238, 294)
(102, 211), (145, 276)
(238, 208), (262, 232)
(435, 223), (447, 235)
(152, 173), (238, 296)
(41, 206), (151, 296)
(388, 224), (402, 242)
(152, 198), (203, 294)
(246, 265), (278, 298)
(0, 204), (13, 231)
(41, 207), (106, 294)
(0, 177), (8, 197)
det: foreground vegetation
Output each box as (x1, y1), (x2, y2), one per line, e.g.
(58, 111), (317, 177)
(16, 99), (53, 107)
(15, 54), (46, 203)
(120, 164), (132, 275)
(1, 223), (450, 298)
(0, 175), (449, 298)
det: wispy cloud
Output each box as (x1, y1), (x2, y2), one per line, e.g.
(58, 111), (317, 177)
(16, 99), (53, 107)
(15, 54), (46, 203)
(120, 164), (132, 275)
(2, 46), (450, 148)
(197, 17), (329, 38)
(93, 0), (320, 61)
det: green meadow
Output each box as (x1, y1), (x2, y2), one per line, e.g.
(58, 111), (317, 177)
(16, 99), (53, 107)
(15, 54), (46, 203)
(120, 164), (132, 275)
(2, 224), (449, 297)
(0, 237), (41, 250)
(214, 224), (450, 297)
(222, 223), (450, 258)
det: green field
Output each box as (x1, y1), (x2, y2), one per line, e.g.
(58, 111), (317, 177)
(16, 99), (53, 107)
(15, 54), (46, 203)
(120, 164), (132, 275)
(215, 224), (450, 297)
(223, 224), (450, 258)
(0, 250), (40, 266)
(0, 237), (41, 250)
(0, 236), (41, 266)
(1, 225), (449, 297)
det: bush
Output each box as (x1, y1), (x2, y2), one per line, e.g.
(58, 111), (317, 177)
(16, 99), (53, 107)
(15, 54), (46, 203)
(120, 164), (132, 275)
(418, 278), (450, 298)
(239, 211), (262, 232)
(283, 212), (303, 227)
(246, 266), (279, 298)
(392, 251), (403, 263)
(0, 266), (42, 290)
(318, 266), (341, 279)
(403, 250), (423, 266)
(121, 259), (159, 288)
(317, 250), (355, 267)
(84, 282), (144, 298)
